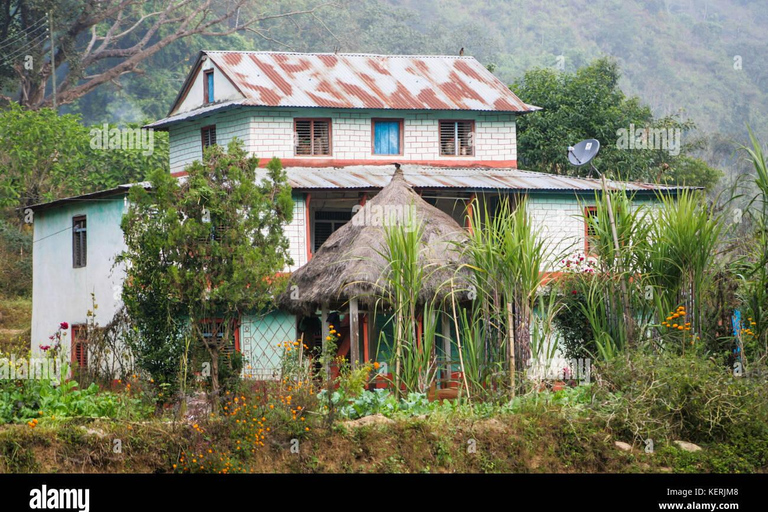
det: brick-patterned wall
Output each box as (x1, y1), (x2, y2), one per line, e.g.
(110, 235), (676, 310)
(169, 109), (252, 174)
(285, 194), (307, 272)
(169, 108), (517, 170)
(527, 195), (590, 270)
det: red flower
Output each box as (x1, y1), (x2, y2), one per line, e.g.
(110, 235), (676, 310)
(59, 322), (69, 330)
(39, 345), (50, 351)
(572, 290), (578, 295)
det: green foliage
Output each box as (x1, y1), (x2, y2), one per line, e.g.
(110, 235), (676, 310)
(0, 379), (148, 424)
(597, 352), (768, 446)
(511, 58), (722, 188)
(0, 104), (168, 210)
(120, 141), (293, 400)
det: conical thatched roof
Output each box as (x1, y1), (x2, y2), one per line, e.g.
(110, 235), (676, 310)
(279, 166), (472, 315)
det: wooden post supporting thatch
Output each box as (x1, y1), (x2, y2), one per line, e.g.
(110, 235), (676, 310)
(321, 302), (330, 379)
(507, 301), (516, 398)
(442, 310), (451, 388)
(350, 297), (360, 369)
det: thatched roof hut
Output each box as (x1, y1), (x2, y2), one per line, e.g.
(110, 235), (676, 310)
(279, 166), (472, 315)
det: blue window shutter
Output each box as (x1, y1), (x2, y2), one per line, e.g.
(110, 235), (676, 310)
(374, 121), (400, 155)
(207, 72), (214, 103)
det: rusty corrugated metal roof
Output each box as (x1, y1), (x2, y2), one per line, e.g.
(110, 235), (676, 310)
(255, 166), (685, 192)
(214, 51), (536, 110)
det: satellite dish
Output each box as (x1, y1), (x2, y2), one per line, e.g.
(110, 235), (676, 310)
(567, 139), (600, 166)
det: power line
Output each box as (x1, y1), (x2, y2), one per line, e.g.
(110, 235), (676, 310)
(0, 29), (49, 64)
(0, 15), (48, 53)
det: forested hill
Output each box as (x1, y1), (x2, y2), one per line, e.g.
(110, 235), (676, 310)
(65, 0), (768, 156)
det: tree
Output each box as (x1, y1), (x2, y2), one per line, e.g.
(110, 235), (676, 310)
(0, 0), (336, 109)
(511, 58), (722, 189)
(120, 140), (293, 403)
(0, 103), (168, 210)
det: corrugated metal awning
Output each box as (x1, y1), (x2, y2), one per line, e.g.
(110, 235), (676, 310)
(263, 166), (687, 193)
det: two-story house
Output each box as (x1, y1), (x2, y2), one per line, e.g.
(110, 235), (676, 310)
(29, 51), (674, 379)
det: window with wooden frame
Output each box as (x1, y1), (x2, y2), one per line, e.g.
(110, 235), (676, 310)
(199, 318), (240, 356)
(71, 324), (87, 371)
(294, 119), (331, 156)
(313, 210), (353, 251)
(203, 69), (214, 104)
(201, 125), (217, 151)
(584, 206), (598, 254)
(72, 215), (87, 268)
(372, 118), (403, 155)
(439, 120), (474, 156)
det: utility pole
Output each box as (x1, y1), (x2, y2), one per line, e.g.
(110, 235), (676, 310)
(49, 11), (56, 110)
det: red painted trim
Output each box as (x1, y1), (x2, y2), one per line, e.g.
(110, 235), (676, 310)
(174, 159), (515, 177)
(293, 118), (332, 157)
(305, 193), (312, 261)
(171, 159), (517, 177)
(465, 193), (476, 231)
(371, 118), (405, 156)
(584, 206), (598, 255)
(70, 324), (87, 372)
(267, 158), (516, 169)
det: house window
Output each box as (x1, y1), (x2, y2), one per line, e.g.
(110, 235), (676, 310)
(72, 215), (87, 268)
(201, 125), (217, 150)
(372, 119), (403, 155)
(314, 210), (352, 251)
(584, 206), (598, 253)
(71, 324), (87, 371)
(204, 69), (214, 104)
(200, 318), (239, 355)
(295, 119), (331, 156)
(439, 120), (474, 156)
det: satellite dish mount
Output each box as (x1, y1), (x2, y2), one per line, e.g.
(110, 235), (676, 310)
(567, 138), (600, 178)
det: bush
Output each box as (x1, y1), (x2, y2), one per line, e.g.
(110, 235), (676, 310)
(595, 352), (768, 447)
(0, 378), (149, 424)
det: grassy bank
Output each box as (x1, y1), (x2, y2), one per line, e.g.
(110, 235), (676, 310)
(1, 407), (764, 474)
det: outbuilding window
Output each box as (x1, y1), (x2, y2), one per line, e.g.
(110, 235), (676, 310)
(72, 215), (87, 268)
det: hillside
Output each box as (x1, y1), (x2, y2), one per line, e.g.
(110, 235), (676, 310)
(64, 0), (768, 162)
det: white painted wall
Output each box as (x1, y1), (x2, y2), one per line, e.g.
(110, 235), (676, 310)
(527, 195), (589, 271)
(285, 194), (307, 272)
(31, 197), (127, 357)
(173, 59), (243, 116)
(168, 108), (518, 173)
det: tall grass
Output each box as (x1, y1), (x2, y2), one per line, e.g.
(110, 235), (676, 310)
(647, 188), (723, 344)
(377, 210), (439, 396)
(736, 127), (768, 359)
(465, 195), (554, 393)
